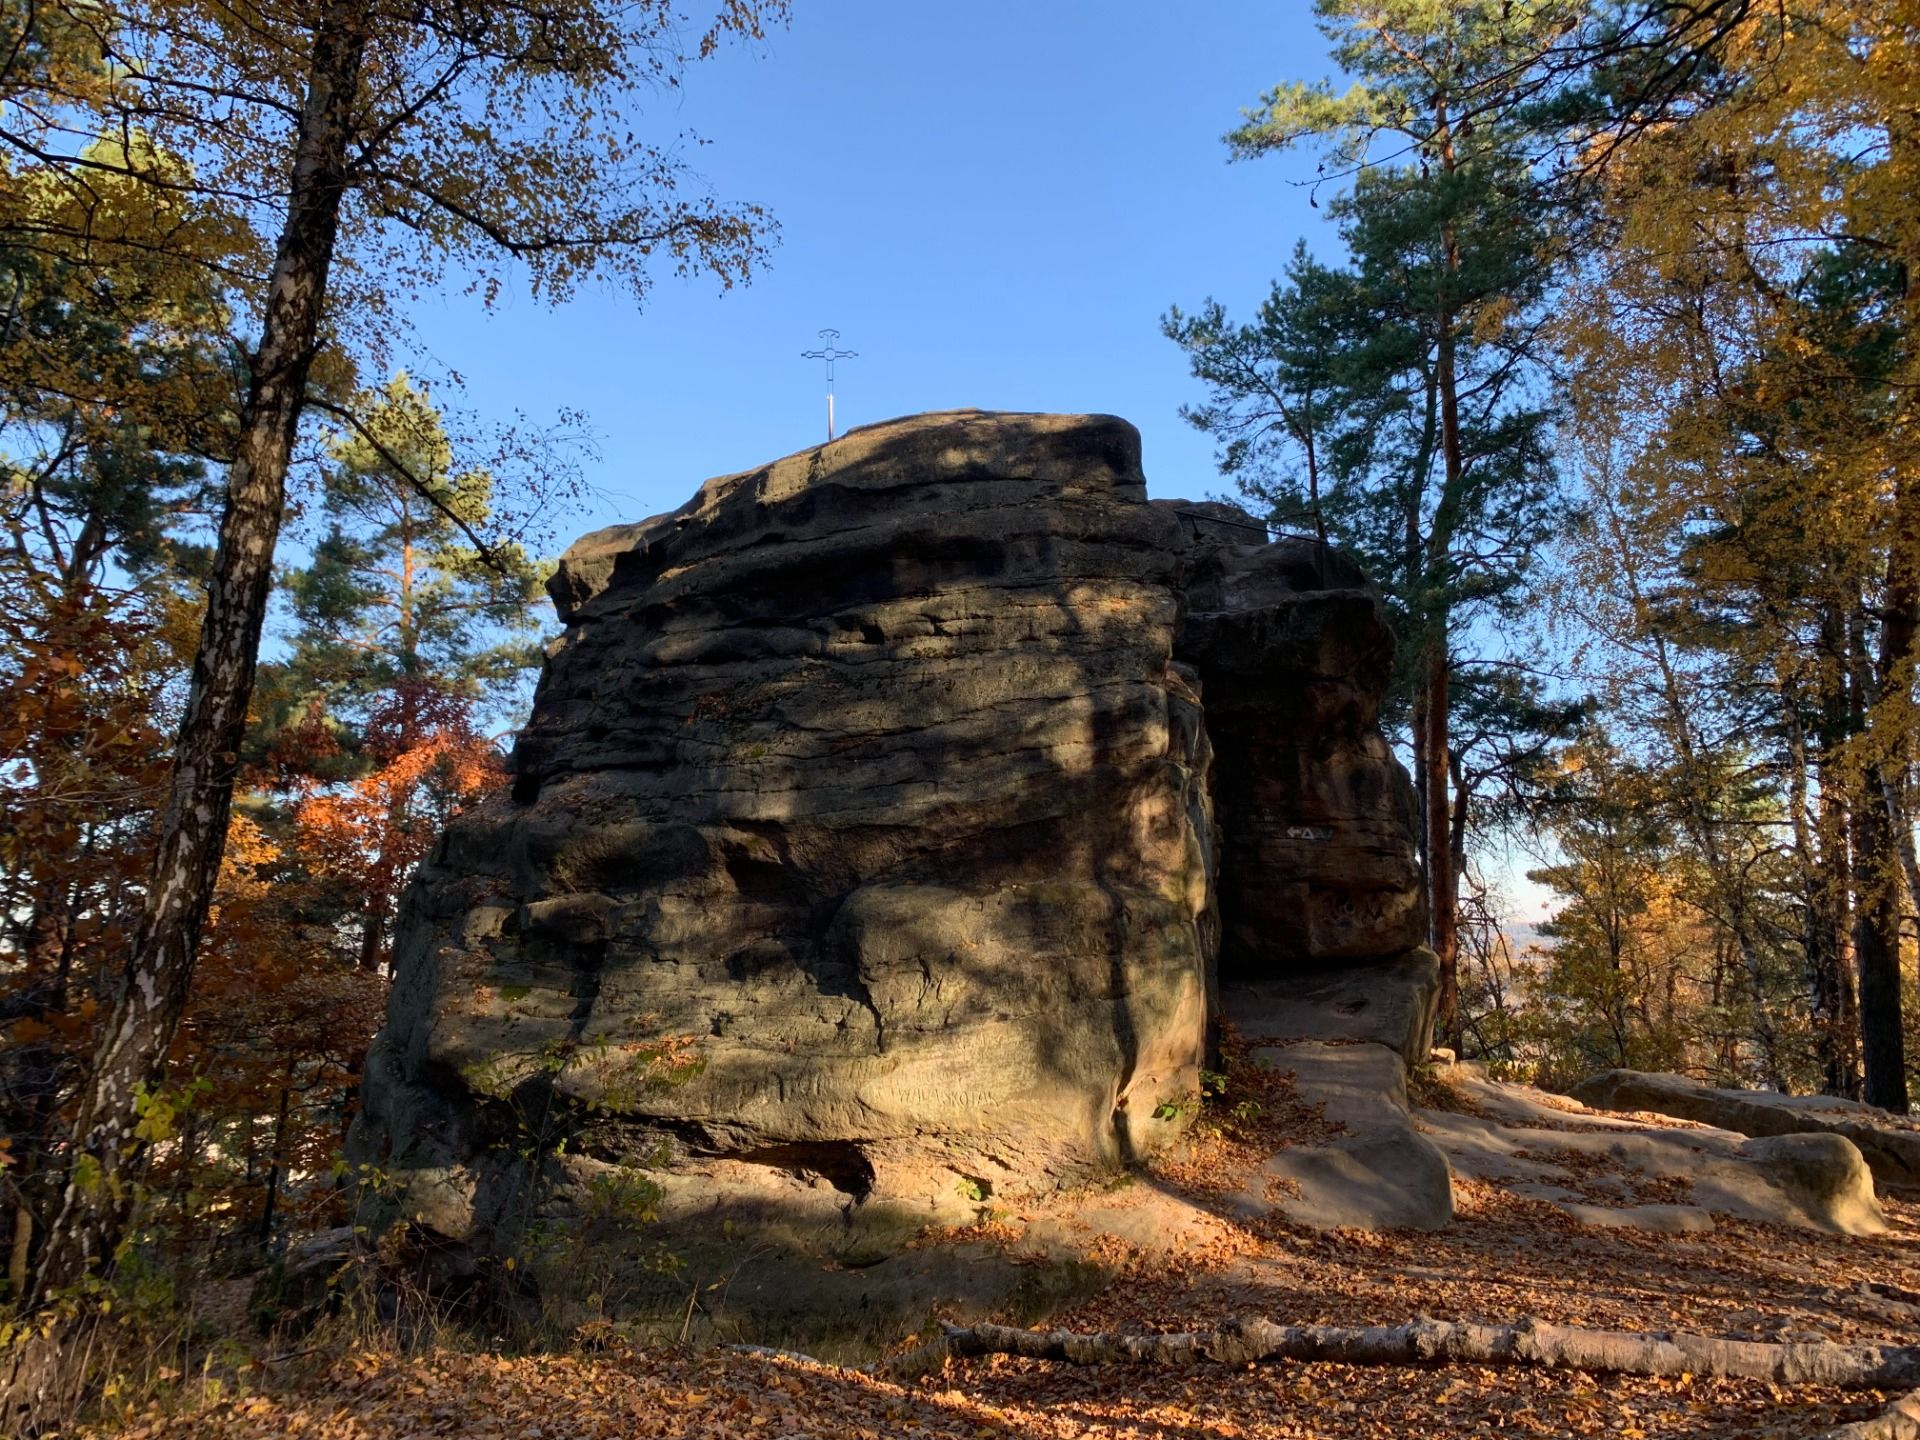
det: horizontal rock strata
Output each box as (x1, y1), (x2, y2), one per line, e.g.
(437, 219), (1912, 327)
(350, 410), (1424, 1267)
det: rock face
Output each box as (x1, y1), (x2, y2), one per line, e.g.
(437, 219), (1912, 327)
(1569, 1069), (1920, 1192)
(1172, 516), (1423, 972)
(351, 411), (1423, 1265)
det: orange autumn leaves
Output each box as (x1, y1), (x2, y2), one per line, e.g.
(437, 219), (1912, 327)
(284, 679), (505, 973)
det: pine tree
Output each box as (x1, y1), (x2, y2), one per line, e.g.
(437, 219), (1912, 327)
(270, 376), (542, 974)
(1174, 65), (1566, 1040)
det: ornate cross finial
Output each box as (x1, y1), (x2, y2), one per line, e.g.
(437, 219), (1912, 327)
(801, 328), (858, 441)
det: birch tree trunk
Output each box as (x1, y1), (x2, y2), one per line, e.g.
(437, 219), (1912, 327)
(27, 0), (371, 1305)
(892, 1316), (1920, 1390)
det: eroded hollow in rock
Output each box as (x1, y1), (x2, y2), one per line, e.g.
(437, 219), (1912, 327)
(349, 410), (1427, 1272)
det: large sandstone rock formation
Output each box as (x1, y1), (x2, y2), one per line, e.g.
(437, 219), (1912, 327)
(351, 411), (1424, 1268)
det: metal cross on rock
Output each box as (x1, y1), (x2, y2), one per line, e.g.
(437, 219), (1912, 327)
(801, 328), (857, 441)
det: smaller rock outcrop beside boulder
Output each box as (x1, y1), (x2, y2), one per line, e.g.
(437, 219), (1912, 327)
(1424, 1069), (1887, 1236)
(1569, 1069), (1920, 1192)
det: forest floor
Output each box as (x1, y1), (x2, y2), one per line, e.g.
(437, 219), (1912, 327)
(83, 1072), (1920, 1440)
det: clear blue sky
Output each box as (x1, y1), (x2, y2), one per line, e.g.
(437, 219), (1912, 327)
(400, 1), (1335, 534)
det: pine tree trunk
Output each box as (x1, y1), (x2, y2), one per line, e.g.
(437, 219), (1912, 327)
(1856, 113), (1920, 1116)
(1423, 643), (1458, 1046)
(1810, 614), (1864, 1098)
(1861, 468), (1919, 1111)
(1426, 302), (1465, 1049)
(1856, 784), (1910, 1113)
(24, 0), (371, 1310)
(1410, 148), (1470, 1051)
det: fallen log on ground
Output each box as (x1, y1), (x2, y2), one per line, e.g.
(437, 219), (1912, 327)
(887, 1315), (1920, 1391)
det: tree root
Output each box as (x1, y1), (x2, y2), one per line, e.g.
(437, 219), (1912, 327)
(887, 1315), (1920, 1392)
(1812, 1389), (1920, 1440)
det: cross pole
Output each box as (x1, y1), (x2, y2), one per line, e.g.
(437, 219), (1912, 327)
(801, 328), (858, 441)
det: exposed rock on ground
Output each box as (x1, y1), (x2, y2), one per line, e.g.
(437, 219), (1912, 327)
(1570, 1069), (1920, 1192)
(1251, 1039), (1455, 1231)
(350, 411), (1427, 1309)
(1426, 1067), (1887, 1236)
(1223, 953), (1454, 1232)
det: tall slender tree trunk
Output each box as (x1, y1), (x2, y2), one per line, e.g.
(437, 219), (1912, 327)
(1423, 644), (1458, 1045)
(1413, 101), (1471, 1050)
(1814, 605), (1863, 1098)
(24, 1), (371, 1311)
(1859, 116), (1920, 1104)
(1853, 110), (1920, 1115)
(1426, 256), (1466, 1048)
(1860, 483), (1920, 1110)
(257, 1057), (297, 1250)
(1854, 783), (1908, 1112)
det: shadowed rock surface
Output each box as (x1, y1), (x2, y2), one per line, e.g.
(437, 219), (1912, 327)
(350, 411), (1426, 1291)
